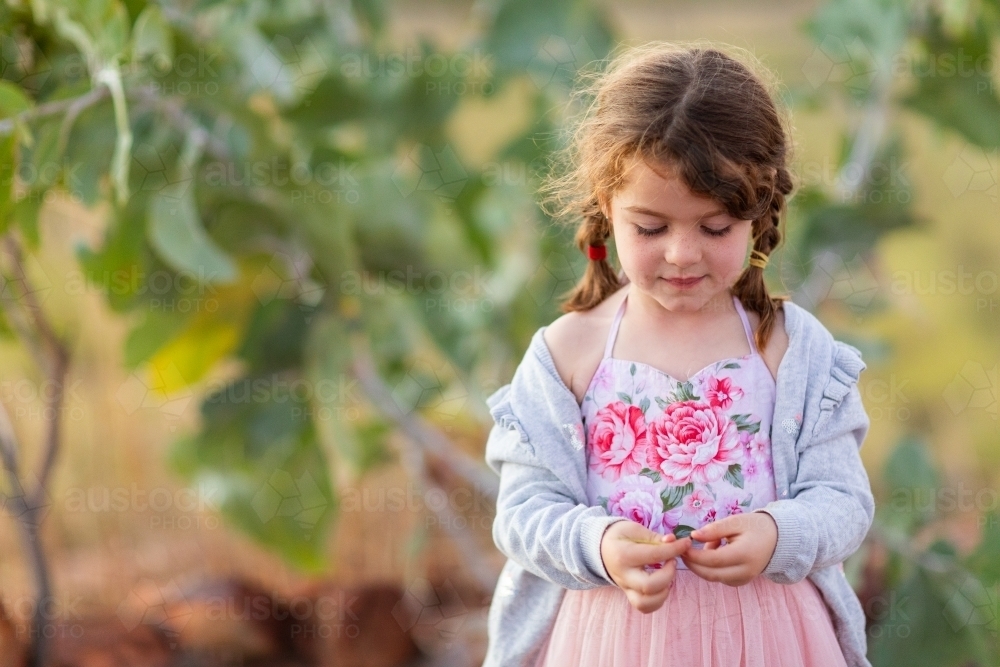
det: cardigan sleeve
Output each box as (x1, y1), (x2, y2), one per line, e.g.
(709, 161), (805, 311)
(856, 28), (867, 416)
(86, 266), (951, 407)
(751, 341), (875, 584)
(485, 386), (627, 590)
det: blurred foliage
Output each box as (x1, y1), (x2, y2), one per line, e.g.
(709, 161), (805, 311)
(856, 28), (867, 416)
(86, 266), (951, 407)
(0, 0), (614, 569)
(0, 0), (998, 663)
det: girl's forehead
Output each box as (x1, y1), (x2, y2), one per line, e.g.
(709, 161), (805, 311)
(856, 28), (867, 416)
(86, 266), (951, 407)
(615, 160), (718, 209)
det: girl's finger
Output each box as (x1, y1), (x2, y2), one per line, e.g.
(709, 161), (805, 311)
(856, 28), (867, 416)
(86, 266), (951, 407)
(690, 517), (733, 543)
(681, 540), (747, 568)
(681, 560), (744, 584)
(621, 558), (676, 594)
(621, 536), (690, 567)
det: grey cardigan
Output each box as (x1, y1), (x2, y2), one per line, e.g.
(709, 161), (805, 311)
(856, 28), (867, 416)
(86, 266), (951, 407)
(482, 297), (875, 667)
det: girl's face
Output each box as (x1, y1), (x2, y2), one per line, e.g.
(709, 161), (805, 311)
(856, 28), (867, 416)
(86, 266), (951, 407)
(607, 158), (754, 317)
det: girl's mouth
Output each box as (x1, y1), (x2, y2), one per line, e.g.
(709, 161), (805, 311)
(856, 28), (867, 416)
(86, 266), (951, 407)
(665, 276), (704, 288)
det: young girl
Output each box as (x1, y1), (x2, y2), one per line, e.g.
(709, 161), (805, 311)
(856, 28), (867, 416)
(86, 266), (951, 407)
(481, 42), (875, 667)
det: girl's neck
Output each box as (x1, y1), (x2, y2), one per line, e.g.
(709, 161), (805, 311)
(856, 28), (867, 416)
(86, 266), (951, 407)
(626, 284), (736, 334)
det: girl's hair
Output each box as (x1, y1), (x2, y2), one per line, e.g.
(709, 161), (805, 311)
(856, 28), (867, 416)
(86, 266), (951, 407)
(539, 41), (796, 352)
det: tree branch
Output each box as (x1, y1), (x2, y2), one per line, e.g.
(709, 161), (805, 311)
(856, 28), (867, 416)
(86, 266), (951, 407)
(349, 338), (499, 503)
(0, 85), (109, 136)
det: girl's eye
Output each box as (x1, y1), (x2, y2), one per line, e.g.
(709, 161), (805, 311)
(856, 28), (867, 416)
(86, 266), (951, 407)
(634, 225), (733, 238)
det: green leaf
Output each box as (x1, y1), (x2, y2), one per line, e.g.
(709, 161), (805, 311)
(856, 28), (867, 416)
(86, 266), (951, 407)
(880, 435), (939, 532)
(661, 483), (693, 511)
(900, 11), (1000, 148)
(673, 381), (698, 402)
(170, 371), (336, 571)
(0, 81), (31, 118)
(724, 464), (744, 489)
(672, 524), (696, 539)
(616, 391), (631, 404)
(131, 5), (174, 72)
(638, 396), (650, 414)
(123, 310), (189, 368)
(869, 565), (994, 667)
(732, 414), (760, 434)
(147, 186), (239, 284)
(639, 467), (661, 483)
(482, 0), (615, 91)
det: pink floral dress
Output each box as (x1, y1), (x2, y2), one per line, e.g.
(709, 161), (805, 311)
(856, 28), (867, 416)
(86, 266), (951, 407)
(534, 288), (849, 667)
(584, 291), (777, 557)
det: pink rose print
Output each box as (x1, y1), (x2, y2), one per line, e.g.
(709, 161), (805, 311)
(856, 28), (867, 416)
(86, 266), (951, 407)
(589, 402), (649, 481)
(646, 400), (742, 486)
(685, 489), (713, 514)
(606, 475), (681, 533)
(704, 375), (744, 410)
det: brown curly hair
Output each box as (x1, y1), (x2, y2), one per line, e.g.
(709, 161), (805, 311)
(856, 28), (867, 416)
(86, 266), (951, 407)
(539, 40), (797, 352)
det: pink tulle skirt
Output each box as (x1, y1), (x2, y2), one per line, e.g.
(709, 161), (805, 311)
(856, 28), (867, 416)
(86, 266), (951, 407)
(534, 569), (848, 667)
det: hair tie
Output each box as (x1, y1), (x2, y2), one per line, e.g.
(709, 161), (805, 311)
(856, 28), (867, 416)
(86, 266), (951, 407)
(748, 249), (769, 269)
(587, 244), (607, 261)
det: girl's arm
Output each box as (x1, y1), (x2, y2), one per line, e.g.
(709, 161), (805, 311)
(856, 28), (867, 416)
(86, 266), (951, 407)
(485, 407), (627, 590)
(751, 345), (875, 585)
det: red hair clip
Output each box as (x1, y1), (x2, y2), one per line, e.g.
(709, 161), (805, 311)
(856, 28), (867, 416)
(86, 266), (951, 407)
(587, 244), (607, 260)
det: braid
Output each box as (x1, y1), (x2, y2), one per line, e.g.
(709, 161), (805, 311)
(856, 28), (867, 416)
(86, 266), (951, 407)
(731, 165), (794, 352)
(559, 198), (624, 312)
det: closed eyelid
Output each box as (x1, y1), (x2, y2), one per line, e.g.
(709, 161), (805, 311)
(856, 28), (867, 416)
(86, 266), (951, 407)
(624, 206), (727, 222)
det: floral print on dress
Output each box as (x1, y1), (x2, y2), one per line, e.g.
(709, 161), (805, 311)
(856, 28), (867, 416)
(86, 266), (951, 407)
(585, 357), (777, 539)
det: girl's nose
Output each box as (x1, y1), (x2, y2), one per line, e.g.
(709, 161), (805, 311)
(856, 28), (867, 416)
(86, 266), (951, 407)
(664, 237), (701, 268)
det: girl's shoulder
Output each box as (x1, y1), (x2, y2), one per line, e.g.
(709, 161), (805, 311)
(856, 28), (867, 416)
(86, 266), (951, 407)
(542, 285), (629, 406)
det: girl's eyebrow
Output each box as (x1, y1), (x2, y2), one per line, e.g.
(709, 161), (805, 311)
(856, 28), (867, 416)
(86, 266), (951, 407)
(624, 205), (726, 221)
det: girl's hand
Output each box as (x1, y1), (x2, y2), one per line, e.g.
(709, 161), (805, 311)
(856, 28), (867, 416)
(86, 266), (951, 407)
(680, 512), (778, 586)
(600, 520), (692, 613)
